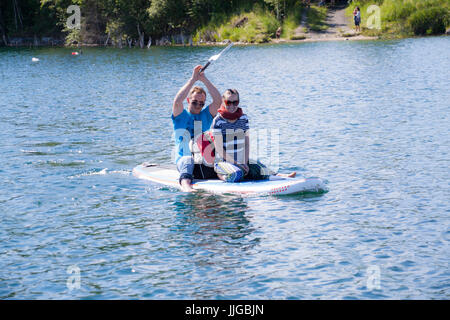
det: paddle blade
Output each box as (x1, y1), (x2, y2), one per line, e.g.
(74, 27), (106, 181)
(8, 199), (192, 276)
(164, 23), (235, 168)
(209, 54), (220, 62)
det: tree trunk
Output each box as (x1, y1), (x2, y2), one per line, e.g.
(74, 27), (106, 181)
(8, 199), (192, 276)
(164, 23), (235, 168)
(276, 1), (279, 21)
(0, 24), (7, 46)
(147, 36), (152, 48)
(12, 0), (23, 31)
(137, 23), (145, 49)
(82, 0), (103, 45)
(0, 6), (7, 46)
(105, 32), (110, 46)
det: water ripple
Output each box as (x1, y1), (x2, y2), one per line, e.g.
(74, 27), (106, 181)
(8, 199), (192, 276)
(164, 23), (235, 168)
(1, 38), (449, 299)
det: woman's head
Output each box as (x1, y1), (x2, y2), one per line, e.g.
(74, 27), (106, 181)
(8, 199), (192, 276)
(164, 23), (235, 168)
(222, 89), (240, 113)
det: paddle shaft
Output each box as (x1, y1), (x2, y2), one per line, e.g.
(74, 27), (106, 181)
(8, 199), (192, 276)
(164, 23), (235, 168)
(200, 61), (211, 73)
(199, 42), (233, 73)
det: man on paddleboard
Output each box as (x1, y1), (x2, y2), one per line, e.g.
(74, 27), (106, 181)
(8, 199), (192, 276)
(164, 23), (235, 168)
(172, 65), (222, 192)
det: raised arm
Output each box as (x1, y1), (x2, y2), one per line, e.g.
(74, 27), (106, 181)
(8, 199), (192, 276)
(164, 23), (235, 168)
(172, 65), (202, 117)
(200, 75), (221, 117)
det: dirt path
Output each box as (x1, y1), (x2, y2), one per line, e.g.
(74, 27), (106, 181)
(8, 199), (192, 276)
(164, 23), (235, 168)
(275, 4), (376, 43)
(293, 7), (309, 36)
(316, 4), (353, 38)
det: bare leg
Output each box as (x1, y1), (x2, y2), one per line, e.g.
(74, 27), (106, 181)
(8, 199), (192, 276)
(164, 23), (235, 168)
(180, 178), (195, 192)
(276, 172), (297, 178)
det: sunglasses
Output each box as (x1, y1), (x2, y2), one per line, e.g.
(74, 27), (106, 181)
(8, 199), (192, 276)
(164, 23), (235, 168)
(225, 100), (239, 106)
(190, 100), (205, 107)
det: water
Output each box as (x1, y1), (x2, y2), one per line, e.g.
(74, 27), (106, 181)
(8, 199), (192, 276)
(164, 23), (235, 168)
(0, 37), (449, 299)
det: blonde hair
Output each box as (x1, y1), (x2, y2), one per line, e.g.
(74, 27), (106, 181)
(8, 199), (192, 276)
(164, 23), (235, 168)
(222, 88), (239, 100)
(189, 86), (206, 98)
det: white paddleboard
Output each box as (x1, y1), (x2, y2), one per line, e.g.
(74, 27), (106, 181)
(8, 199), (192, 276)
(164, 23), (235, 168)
(133, 162), (326, 196)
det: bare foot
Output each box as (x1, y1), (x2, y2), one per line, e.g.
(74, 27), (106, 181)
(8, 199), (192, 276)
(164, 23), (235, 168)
(180, 179), (195, 192)
(217, 174), (227, 182)
(276, 172), (297, 178)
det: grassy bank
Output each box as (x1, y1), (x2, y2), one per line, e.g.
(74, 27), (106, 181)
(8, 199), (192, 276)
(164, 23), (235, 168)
(193, 5), (279, 44)
(307, 5), (329, 32)
(193, 2), (314, 44)
(346, 0), (449, 38)
(281, 4), (305, 40)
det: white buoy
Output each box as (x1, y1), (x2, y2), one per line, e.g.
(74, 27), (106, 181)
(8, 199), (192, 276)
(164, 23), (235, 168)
(32, 57), (39, 62)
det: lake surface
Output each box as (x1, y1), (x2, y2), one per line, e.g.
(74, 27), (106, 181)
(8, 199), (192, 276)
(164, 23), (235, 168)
(0, 37), (449, 299)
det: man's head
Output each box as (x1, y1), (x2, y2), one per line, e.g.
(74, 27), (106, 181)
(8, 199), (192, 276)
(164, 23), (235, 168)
(222, 89), (240, 113)
(187, 86), (207, 114)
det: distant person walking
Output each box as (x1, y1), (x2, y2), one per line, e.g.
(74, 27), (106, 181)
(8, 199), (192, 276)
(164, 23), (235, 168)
(353, 6), (361, 33)
(276, 27), (282, 39)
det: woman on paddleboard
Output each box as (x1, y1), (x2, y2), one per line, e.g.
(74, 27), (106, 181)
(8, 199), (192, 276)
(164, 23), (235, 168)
(211, 89), (296, 183)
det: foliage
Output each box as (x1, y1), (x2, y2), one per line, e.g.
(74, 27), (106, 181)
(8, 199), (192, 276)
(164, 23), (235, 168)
(1, 0), (448, 46)
(63, 26), (81, 46)
(347, 0), (449, 37)
(408, 7), (449, 35)
(281, 1), (304, 39)
(307, 5), (328, 32)
(196, 5), (280, 44)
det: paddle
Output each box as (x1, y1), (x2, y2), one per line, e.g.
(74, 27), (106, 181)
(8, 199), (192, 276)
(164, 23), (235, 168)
(200, 42), (234, 73)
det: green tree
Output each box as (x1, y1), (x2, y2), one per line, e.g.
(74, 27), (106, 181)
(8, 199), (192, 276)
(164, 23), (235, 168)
(148, 0), (188, 35)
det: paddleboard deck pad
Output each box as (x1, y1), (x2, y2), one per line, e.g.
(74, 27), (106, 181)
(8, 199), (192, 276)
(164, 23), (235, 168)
(133, 163), (326, 196)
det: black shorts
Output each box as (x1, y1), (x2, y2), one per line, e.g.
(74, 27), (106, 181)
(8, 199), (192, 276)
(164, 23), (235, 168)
(193, 164), (218, 180)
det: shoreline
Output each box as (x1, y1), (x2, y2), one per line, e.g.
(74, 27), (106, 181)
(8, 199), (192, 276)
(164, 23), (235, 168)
(271, 34), (379, 44)
(1, 33), (448, 49)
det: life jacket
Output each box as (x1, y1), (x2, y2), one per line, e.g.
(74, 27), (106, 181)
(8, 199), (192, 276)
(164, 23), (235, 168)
(189, 131), (215, 167)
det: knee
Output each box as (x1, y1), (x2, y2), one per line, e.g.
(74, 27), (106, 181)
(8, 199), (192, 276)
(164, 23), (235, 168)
(222, 169), (244, 183)
(177, 156), (194, 170)
(178, 156), (194, 165)
(215, 163), (244, 183)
